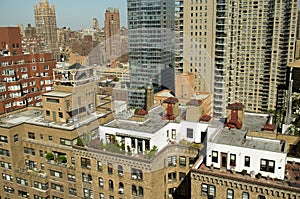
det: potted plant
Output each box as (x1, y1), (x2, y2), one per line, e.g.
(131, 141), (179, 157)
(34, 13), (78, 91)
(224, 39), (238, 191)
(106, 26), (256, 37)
(46, 152), (54, 161)
(241, 169), (247, 176)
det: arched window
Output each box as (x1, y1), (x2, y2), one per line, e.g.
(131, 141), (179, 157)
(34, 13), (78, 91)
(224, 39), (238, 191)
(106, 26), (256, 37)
(138, 186), (144, 196)
(132, 185), (137, 195)
(108, 180), (114, 190)
(98, 177), (104, 187)
(119, 182), (124, 194)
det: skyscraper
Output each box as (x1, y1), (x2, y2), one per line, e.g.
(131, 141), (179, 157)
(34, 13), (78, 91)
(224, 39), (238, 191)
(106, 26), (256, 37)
(104, 7), (121, 64)
(127, 0), (175, 108)
(34, 0), (57, 51)
(182, 0), (298, 118)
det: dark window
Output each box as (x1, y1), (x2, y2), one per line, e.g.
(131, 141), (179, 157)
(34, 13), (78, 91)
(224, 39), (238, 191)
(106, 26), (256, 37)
(28, 132), (35, 139)
(58, 112), (63, 118)
(118, 165), (123, 176)
(258, 195), (266, 199)
(244, 156), (250, 167)
(212, 151), (218, 163)
(260, 159), (275, 173)
(230, 154), (236, 167)
(108, 163), (113, 174)
(46, 110), (50, 116)
(49, 136), (52, 141)
(187, 128), (193, 138)
(46, 98), (59, 103)
(14, 134), (18, 142)
(108, 180), (114, 190)
(81, 158), (91, 169)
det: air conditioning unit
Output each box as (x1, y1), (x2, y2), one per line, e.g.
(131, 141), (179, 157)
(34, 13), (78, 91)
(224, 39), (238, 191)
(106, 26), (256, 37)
(173, 163), (177, 167)
(118, 188), (124, 194)
(119, 173), (123, 177)
(58, 107), (61, 111)
(132, 175), (137, 180)
(168, 194), (173, 198)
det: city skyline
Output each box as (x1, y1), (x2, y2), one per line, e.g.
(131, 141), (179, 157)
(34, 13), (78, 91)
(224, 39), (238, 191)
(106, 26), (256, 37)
(0, 0), (127, 30)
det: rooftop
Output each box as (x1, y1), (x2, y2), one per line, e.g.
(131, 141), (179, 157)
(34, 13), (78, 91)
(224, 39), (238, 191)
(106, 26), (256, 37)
(210, 128), (285, 153)
(43, 91), (72, 98)
(0, 108), (108, 130)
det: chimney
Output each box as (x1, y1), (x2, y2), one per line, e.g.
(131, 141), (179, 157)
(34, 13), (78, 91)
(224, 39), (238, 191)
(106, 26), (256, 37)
(264, 114), (275, 132)
(225, 103), (245, 129)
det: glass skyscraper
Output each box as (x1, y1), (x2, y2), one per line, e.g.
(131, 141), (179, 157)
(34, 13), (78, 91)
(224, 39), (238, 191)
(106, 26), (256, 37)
(127, 0), (175, 108)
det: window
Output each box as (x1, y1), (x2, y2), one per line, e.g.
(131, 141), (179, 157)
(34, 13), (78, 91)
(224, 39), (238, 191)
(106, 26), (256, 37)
(58, 112), (63, 118)
(108, 163), (113, 174)
(67, 174), (76, 182)
(131, 168), (143, 180)
(34, 181), (48, 190)
(50, 170), (63, 178)
(168, 172), (177, 183)
(69, 188), (77, 195)
(108, 180), (114, 190)
(187, 128), (193, 138)
(244, 156), (250, 167)
(242, 192), (249, 199)
(179, 172), (186, 181)
(201, 183), (215, 197)
(138, 187), (144, 197)
(49, 136), (52, 141)
(46, 110), (50, 116)
(81, 158), (91, 169)
(260, 159), (275, 173)
(179, 156), (186, 166)
(171, 129), (176, 139)
(60, 138), (71, 146)
(0, 148), (10, 156)
(227, 189), (234, 199)
(118, 165), (123, 176)
(18, 190), (29, 198)
(28, 132), (35, 139)
(99, 177), (104, 187)
(82, 173), (92, 184)
(39, 150), (44, 157)
(51, 183), (64, 192)
(17, 177), (28, 186)
(212, 151), (218, 163)
(258, 196), (266, 199)
(44, 65), (49, 70)
(230, 154), (236, 167)
(0, 135), (8, 143)
(0, 161), (12, 169)
(14, 134), (18, 142)
(99, 193), (104, 199)
(24, 147), (35, 155)
(2, 173), (13, 181)
(132, 185), (137, 195)
(4, 185), (14, 193)
(98, 161), (103, 171)
(40, 163), (45, 170)
(119, 182), (124, 194)
(168, 156), (177, 167)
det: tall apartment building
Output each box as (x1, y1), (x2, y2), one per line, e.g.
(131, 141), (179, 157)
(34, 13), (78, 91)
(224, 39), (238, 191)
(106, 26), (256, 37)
(0, 27), (56, 114)
(34, 0), (57, 51)
(104, 7), (121, 64)
(128, 0), (175, 108)
(182, 0), (298, 118)
(297, 10), (300, 39)
(183, 0), (215, 94)
(175, 0), (184, 73)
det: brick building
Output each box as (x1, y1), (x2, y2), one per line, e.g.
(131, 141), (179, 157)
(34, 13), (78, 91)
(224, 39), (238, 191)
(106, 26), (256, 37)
(0, 27), (56, 114)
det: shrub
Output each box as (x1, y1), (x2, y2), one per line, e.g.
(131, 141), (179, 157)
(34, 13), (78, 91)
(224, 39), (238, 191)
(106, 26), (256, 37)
(241, 169), (247, 175)
(46, 152), (54, 161)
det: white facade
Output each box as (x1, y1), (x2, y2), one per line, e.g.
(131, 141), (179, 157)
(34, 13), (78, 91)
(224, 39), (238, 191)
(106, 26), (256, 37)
(99, 120), (211, 154)
(206, 130), (287, 180)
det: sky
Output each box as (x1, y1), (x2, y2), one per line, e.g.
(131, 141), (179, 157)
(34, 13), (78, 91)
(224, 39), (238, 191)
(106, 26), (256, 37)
(0, 0), (127, 30)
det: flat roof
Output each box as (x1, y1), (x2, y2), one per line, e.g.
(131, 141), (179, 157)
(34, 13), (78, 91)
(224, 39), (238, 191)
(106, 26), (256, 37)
(288, 59), (300, 68)
(43, 91), (72, 98)
(210, 128), (285, 153)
